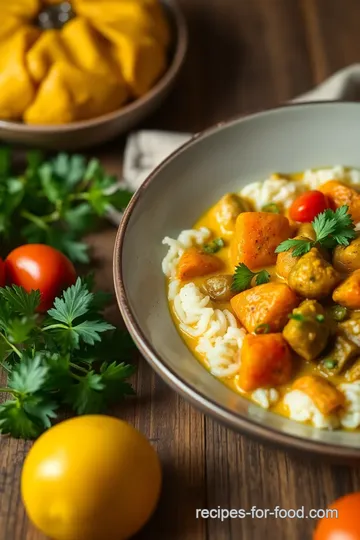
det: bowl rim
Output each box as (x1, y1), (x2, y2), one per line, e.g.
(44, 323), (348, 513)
(0, 0), (188, 133)
(114, 101), (360, 459)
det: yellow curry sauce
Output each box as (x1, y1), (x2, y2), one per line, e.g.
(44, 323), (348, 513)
(167, 170), (360, 426)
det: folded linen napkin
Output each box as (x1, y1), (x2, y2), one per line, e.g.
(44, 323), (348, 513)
(109, 63), (360, 225)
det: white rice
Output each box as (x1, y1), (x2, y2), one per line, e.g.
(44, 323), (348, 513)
(162, 227), (211, 278)
(171, 282), (245, 378)
(339, 382), (360, 429)
(252, 388), (279, 409)
(283, 390), (340, 429)
(240, 175), (305, 211)
(303, 166), (360, 190)
(240, 166), (360, 213)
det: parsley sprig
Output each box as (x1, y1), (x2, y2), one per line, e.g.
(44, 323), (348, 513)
(0, 279), (135, 439)
(232, 263), (270, 292)
(0, 147), (133, 263)
(276, 205), (356, 257)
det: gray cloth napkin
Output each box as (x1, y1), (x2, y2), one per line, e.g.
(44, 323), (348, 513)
(109, 63), (360, 225)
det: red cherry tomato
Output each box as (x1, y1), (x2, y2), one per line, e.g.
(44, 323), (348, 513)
(6, 244), (76, 312)
(313, 492), (360, 540)
(0, 258), (5, 288)
(289, 190), (330, 223)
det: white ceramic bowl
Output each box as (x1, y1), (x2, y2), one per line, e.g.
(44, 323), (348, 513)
(114, 102), (360, 461)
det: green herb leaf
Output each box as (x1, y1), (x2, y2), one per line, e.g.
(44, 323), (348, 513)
(255, 269), (271, 285)
(48, 278), (93, 325)
(261, 203), (280, 213)
(254, 323), (270, 334)
(66, 371), (105, 415)
(276, 205), (356, 257)
(203, 237), (225, 254)
(0, 286), (41, 317)
(72, 320), (115, 347)
(232, 263), (270, 292)
(288, 313), (306, 322)
(8, 354), (48, 395)
(323, 358), (338, 370)
(275, 238), (313, 257)
(0, 400), (43, 439)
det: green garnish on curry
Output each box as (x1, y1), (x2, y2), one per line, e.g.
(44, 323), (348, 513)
(276, 205), (356, 257)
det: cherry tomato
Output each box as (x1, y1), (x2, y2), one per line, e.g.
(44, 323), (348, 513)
(0, 258), (5, 288)
(289, 190), (330, 222)
(313, 492), (360, 540)
(21, 416), (162, 540)
(6, 244), (76, 311)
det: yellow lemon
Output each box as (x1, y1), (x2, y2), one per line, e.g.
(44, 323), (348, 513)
(21, 415), (161, 540)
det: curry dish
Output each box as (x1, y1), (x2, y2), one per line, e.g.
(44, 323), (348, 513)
(162, 167), (360, 430)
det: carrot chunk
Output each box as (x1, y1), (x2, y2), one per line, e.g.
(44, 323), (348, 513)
(318, 180), (360, 222)
(230, 212), (291, 270)
(238, 333), (292, 392)
(293, 375), (344, 416)
(332, 269), (360, 309)
(230, 282), (299, 333)
(177, 247), (222, 280)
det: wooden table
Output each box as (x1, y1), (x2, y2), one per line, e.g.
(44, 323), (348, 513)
(2, 1), (360, 539)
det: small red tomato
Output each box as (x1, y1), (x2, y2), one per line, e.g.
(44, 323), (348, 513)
(289, 190), (330, 222)
(313, 492), (360, 540)
(6, 244), (76, 312)
(0, 258), (5, 288)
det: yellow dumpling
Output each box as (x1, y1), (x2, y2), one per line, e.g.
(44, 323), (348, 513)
(75, 0), (170, 47)
(96, 24), (166, 97)
(0, 14), (25, 41)
(2, 0), (40, 19)
(24, 61), (128, 124)
(0, 26), (40, 120)
(61, 17), (120, 77)
(26, 30), (72, 83)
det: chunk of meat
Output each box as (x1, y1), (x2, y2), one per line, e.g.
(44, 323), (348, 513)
(177, 247), (222, 280)
(282, 300), (330, 361)
(230, 282), (299, 333)
(276, 235), (306, 279)
(297, 223), (316, 241)
(333, 236), (360, 273)
(332, 269), (360, 309)
(230, 212), (292, 270)
(348, 358), (360, 381)
(293, 375), (345, 416)
(338, 313), (360, 347)
(238, 333), (292, 391)
(320, 335), (359, 376)
(318, 180), (360, 222)
(288, 248), (340, 299)
(214, 193), (251, 235)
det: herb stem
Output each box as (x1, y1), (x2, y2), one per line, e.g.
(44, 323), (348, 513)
(0, 334), (22, 359)
(42, 323), (70, 331)
(69, 362), (89, 374)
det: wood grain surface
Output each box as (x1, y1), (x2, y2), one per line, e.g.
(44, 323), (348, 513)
(2, 1), (360, 539)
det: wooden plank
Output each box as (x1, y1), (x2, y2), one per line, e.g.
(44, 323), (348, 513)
(302, 0), (360, 82)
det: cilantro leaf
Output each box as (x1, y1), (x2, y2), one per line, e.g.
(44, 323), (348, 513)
(232, 263), (270, 292)
(275, 238), (313, 257)
(8, 354), (48, 395)
(7, 317), (37, 344)
(276, 205), (356, 257)
(0, 400), (42, 439)
(100, 361), (136, 401)
(0, 286), (41, 317)
(255, 269), (271, 285)
(66, 371), (105, 414)
(72, 320), (115, 346)
(48, 278), (93, 324)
